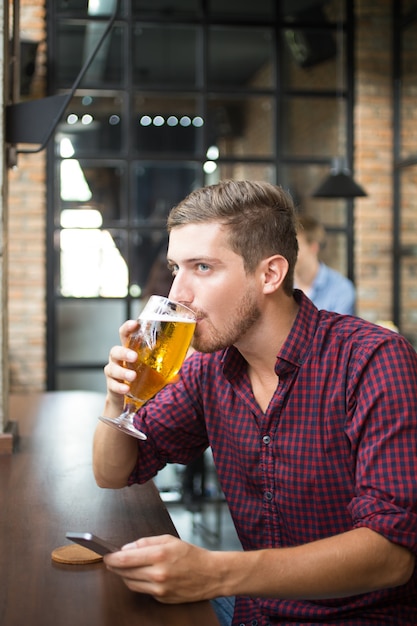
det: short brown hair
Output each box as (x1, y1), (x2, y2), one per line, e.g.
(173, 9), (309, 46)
(167, 179), (298, 295)
(296, 215), (326, 249)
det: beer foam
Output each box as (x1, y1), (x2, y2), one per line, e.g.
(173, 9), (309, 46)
(139, 312), (195, 323)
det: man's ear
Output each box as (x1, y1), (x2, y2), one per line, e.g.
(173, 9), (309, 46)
(261, 255), (289, 294)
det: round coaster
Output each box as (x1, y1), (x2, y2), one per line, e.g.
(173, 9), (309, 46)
(51, 544), (103, 565)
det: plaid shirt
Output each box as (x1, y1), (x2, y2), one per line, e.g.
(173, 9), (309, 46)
(130, 290), (417, 625)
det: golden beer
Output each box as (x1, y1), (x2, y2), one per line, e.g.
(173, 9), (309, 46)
(99, 295), (195, 439)
(125, 315), (196, 409)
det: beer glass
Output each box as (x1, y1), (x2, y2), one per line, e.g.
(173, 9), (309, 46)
(99, 295), (196, 439)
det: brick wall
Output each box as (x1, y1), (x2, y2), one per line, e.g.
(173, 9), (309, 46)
(8, 0), (46, 392)
(355, 0), (393, 322)
(1, 0), (9, 440)
(8, 151), (46, 391)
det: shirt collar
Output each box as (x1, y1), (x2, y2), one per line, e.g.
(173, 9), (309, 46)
(313, 262), (328, 290)
(275, 289), (319, 376)
(221, 289), (319, 379)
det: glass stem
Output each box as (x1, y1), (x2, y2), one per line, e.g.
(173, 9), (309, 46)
(122, 397), (142, 417)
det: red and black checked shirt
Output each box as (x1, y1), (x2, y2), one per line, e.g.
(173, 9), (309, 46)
(130, 290), (417, 625)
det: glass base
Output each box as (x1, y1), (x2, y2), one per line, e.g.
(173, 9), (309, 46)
(98, 414), (147, 440)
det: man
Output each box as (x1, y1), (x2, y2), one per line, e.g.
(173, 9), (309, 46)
(295, 214), (356, 315)
(93, 180), (417, 625)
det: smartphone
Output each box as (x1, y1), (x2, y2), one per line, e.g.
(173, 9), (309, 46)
(66, 531), (120, 556)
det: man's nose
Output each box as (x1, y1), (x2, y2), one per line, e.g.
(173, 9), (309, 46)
(168, 273), (193, 306)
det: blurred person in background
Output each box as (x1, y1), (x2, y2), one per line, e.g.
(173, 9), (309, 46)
(295, 215), (356, 315)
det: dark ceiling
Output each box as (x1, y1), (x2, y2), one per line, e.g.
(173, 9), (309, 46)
(52, 0), (335, 89)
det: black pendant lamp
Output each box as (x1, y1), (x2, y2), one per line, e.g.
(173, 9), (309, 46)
(312, 0), (367, 200)
(312, 157), (367, 198)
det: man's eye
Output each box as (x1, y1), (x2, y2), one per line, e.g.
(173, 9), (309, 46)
(169, 265), (178, 276)
(198, 263), (210, 272)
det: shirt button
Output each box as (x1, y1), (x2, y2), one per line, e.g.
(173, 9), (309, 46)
(264, 491), (273, 501)
(251, 621), (258, 626)
(262, 435), (271, 445)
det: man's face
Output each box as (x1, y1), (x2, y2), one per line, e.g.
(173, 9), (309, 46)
(167, 222), (262, 353)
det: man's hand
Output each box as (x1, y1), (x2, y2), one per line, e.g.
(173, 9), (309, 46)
(103, 528), (415, 604)
(102, 319), (140, 416)
(104, 534), (225, 603)
(93, 319), (141, 489)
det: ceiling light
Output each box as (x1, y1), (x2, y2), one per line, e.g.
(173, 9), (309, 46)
(312, 2), (367, 199)
(312, 158), (367, 198)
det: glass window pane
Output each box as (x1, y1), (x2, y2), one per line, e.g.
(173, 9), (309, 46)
(57, 369), (108, 394)
(402, 0), (417, 16)
(208, 26), (274, 89)
(55, 22), (125, 88)
(280, 97), (342, 158)
(282, 29), (338, 89)
(322, 232), (348, 277)
(59, 227), (128, 297)
(133, 24), (198, 88)
(57, 95), (124, 156)
(400, 165), (417, 345)
(280, 164), (348, 227)
(56, 299), (127, 364)
(134, 94), (203, 156)
(58, 162), (126, 223)
(132, 162), (201, 221)
(132, 162), (276, 222)
(208, 96), (274, 158)
(128, 230), (172, 298)
(320, 0), (346, 22)
(209, 0), (274, 20)
(281, 0), (344, 22)
(131, 0), (200, 18)
(211, 163), (276, 184)
(401, 21), (417, 160)
(56, 0), (125, 17)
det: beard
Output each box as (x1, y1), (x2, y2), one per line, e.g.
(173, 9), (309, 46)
(192, 289), (261, 353)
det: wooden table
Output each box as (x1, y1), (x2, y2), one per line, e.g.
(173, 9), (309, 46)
(0, 391), (220, 626)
